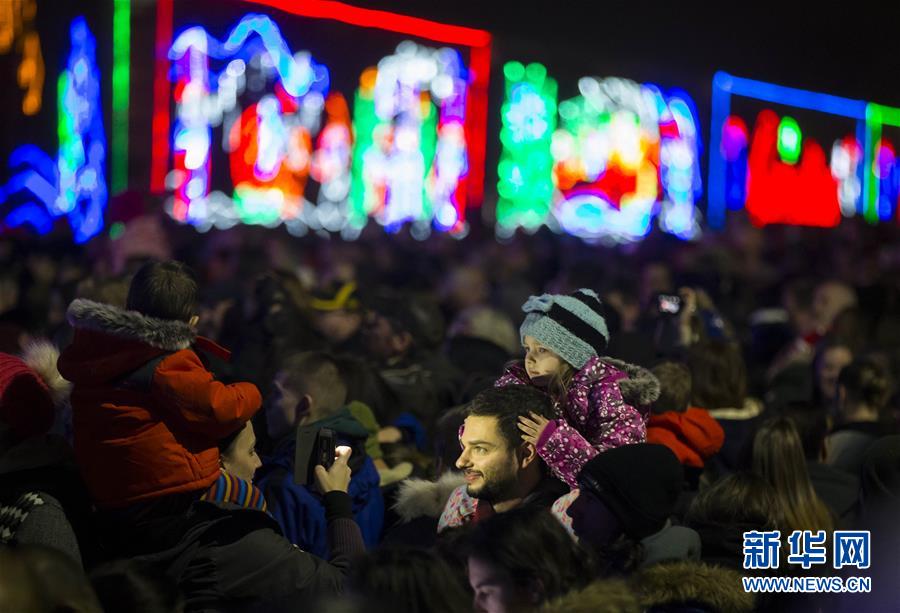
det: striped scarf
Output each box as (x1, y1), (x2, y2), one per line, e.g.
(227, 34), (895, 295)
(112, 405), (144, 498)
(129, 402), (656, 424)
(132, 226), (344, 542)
(201, 471), (267, 513)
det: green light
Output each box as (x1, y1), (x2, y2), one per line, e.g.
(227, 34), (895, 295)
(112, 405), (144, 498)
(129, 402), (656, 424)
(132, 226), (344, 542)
(503, 61), (525, 82)
(777, 116), (802, 165)
(112, 0), (130, 194)
(864, 103), (900, 224)
(524, 62), (546, 84)
(496, 61), (557, 231)
(109, 221), (125, 240)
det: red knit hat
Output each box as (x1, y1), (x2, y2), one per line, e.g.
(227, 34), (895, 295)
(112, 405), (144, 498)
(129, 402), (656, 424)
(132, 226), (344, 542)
(0, 352), (56, 439)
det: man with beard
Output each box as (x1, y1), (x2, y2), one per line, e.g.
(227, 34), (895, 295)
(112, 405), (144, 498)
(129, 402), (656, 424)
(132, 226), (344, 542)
(438, 386), (566, 531)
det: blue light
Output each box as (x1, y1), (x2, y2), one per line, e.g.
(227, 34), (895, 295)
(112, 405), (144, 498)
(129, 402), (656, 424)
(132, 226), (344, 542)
(1, 16), (107, 243)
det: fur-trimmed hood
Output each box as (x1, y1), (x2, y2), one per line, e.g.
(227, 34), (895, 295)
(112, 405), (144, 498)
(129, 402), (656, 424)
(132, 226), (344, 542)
(59, 299), (195, 385)
(21, 341), (71, 407)
(66, 299), (194, 351)
(392, 472), (466, 522)
(631, 561), (756, 613)
(540, 578), (640, 613)
(603, 357), (660, 408)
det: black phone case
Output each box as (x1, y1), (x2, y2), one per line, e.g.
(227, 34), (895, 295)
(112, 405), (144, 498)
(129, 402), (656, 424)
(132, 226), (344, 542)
(293, 427), (337, 486)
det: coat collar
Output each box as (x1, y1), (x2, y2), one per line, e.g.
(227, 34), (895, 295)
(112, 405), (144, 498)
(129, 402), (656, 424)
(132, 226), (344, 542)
(66, 299), (195, 352)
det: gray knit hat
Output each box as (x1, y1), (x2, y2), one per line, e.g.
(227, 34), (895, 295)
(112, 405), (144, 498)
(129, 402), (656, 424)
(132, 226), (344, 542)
(519, 289), (609, 369)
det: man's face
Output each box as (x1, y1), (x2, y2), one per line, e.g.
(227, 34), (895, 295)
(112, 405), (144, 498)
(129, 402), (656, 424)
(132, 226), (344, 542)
(364, 313), (404, 360)
(456, 415), (520, 504)
(314, 309), (362, 343)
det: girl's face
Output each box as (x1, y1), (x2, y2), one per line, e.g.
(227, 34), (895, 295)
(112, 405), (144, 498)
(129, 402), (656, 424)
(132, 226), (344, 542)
(817, 346), (853, 402)
(523, 335), (566, 386)
(468, 556), (536, 613)
(222, 422), (262, 482)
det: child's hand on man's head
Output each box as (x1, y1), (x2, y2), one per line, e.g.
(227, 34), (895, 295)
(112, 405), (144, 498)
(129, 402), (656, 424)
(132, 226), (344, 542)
(518, 412), (551, 446)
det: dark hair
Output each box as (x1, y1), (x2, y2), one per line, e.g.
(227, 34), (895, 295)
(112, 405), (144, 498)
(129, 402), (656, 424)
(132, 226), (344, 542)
(779, 403), (827, 461)
(280, 351), (347, 414)
(126, 260), (198, 322)
(651, 362), (691, 414)
(686, 472), (782, 533)
(467, 385), (556, 449)
(688, 340), (747, 409)
(347, 546), (470, 613)
(90, 559), (183, 613)
(466, 505), (595, 605)
(838, 357), (893, 410)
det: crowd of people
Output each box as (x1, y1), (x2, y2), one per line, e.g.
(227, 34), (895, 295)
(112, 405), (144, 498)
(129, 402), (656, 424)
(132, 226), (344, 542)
(0, 208), (898, 612)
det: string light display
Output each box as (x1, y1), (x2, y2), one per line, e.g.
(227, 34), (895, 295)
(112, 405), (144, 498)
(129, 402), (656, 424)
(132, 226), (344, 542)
(152, 1), (491, 236)
(1, 17), (106, 243)
(497, 68), (702, 242)
(710, 71), (900, 228)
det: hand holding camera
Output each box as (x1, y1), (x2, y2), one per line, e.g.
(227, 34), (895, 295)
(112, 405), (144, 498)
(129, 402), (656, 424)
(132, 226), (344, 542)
(314, 445), (353, 494)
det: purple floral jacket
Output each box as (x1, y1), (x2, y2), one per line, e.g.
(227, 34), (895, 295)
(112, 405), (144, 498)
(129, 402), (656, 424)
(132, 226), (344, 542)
(496, 356), (658, 488)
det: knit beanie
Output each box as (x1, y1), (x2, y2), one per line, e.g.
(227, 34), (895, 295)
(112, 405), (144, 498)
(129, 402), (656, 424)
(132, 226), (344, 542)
(577, 443), (684, 540)
(519, 288), (609, 369)
(0, 351), (55, 440)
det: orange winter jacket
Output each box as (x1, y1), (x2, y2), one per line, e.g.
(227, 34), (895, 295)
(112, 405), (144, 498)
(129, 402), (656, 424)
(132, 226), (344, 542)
(646, 407), (725, 468)
(58, 299), (261, 509)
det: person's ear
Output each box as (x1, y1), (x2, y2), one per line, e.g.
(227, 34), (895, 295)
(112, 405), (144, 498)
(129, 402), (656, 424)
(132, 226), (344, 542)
(518, 441), (539, 469)
(189, 315), (200, 328)
(296, 394), (313, 425)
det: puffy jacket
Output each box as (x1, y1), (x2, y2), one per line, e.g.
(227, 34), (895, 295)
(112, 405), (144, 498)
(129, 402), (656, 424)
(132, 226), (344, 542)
(57, 299), (261, 509)
(647, 408), (725, 468)
(496, 357), (658, 488)
(257, 406), (384, 557)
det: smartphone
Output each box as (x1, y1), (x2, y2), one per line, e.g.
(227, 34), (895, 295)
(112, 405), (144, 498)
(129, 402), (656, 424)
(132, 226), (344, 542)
(293, 427), (336, 486)
(658, 294), (682, 315)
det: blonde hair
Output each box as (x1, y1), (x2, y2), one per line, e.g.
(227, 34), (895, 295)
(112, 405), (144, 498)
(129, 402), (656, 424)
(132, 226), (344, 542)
(752, 417), (834, 534)
(547, 362), (576, 408)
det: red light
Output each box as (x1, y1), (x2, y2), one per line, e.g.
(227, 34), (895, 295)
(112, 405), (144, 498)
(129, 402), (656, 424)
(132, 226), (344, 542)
(745, 110), (840, 228)
(150, 0), (174, 192)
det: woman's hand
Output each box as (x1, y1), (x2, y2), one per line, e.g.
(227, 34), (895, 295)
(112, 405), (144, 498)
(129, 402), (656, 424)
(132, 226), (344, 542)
(518, 412), (551, 446)
(314, 446), (352, 493)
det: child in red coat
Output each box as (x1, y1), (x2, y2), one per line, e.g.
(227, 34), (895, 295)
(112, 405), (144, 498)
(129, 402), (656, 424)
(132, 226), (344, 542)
(58, 261), (261, 510)
(646, 362), (724, 489)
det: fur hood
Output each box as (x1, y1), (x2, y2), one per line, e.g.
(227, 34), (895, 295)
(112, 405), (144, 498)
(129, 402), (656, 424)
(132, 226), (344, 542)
(604, 357), (660, 407)
(66, 298), (194, 352)
(21, 341), (70, 407)
(540, 578), (640, 613)
(631, 561), (755, 613)
(391, 472), (466, 522)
